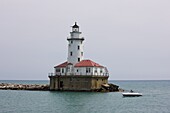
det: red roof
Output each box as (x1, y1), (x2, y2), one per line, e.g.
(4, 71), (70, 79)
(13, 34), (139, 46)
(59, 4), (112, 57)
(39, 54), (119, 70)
(54, 61), (68, 68)
(54, 60), (104, 68)
(75, 60), (104, 67)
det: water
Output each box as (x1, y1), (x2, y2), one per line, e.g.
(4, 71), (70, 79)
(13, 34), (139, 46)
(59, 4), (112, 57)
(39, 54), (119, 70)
(0, 80), (170, 113)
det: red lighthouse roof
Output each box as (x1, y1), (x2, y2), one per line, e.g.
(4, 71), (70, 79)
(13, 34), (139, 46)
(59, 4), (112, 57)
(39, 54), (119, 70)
(54, 61), (68, 68)
(75, 60), (104, 67)
(54, 60), (104, 68)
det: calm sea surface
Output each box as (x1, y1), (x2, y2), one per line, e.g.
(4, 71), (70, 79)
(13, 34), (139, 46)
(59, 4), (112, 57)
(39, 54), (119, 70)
(0, 80), (170, 113)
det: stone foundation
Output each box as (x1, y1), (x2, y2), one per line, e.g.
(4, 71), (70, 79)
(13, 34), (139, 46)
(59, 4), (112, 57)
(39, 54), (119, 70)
(49, 75), (111, 91)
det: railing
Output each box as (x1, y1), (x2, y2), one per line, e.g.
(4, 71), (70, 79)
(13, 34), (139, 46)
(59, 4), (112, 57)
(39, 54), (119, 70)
(67, 37), (84, 40)
(48, 72), (109, 76)
(48, 73), (55, 76)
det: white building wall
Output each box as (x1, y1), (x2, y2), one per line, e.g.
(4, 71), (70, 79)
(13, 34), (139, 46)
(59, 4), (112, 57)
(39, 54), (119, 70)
(54, 67), (108, 76)
(74, 67), (107, 76)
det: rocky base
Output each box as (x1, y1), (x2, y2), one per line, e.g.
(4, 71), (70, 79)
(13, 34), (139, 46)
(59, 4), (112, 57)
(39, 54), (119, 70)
(97, 83), (120, 92)
(0, 83), (49, 91)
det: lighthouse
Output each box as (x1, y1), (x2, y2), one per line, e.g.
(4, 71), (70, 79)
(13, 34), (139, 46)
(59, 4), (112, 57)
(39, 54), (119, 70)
(67, 22), (84, 65)
(49, 22), (110, 91)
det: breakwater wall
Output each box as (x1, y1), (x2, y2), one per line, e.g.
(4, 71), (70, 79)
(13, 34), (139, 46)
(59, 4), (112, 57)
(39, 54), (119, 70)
(0, 83), (122, 92)
(0, 83), (49, 91)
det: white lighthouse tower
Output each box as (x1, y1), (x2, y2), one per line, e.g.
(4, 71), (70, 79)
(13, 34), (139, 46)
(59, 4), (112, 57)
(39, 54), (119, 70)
(67, 22), (84, 65)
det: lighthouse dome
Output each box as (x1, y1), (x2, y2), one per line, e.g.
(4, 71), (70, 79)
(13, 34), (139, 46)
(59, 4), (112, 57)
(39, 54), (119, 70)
(72, 22), (79, 28)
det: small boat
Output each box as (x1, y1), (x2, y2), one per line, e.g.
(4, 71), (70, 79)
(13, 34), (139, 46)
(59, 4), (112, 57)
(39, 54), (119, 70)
(122, 92), (142, 97)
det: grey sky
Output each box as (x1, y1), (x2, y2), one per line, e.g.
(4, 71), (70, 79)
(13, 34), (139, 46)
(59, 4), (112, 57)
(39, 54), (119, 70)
(0, 0), (170, 80)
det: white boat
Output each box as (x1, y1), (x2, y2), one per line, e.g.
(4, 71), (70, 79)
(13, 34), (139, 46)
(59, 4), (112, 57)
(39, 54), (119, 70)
(122, 92), (143, 97)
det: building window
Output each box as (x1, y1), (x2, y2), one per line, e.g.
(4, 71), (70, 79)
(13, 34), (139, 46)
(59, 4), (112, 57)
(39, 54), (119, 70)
(100, 69), (103, 73)
(73, 28), (78, 32)
(95, 68), (97, 73)
(78, 45), (80, 50)
(81, 52), (83, 56)
(70, 52), (72, 56)
(78, 58), (80, 62)
(67, 67), (70, 72)
(77, 69), (79, 72)
(86, 68), (90, 73)
(62, 68), (64, 73)
(71, 41), (73, 44)
(56, 68), (60, 72)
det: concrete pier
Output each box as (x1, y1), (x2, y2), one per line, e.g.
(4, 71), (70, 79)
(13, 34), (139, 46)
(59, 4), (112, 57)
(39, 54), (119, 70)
(0, 83), (49, 91)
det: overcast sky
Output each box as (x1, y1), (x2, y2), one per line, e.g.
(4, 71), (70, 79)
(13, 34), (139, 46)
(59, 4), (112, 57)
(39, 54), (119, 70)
(0, 0), (170, 80)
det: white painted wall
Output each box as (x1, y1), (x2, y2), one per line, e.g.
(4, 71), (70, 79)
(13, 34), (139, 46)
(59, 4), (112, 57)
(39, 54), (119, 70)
(74, 67), (93, 75)
(74, 67), (108, 76)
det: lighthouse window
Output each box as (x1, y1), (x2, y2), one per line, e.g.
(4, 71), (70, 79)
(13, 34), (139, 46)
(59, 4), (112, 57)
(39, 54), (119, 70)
(74, 28), (77, 31)
(71, 41), (73, 44)
(78, 46), (80, 50)
(78, 58), (80, 62)
(70, 52), (73, 56)
(81, 52), (83, 56)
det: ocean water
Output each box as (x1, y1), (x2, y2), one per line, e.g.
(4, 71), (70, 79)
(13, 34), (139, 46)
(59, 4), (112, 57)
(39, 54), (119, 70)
(0, 80), (170, 113)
